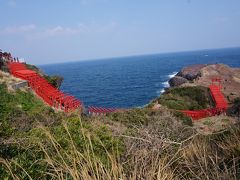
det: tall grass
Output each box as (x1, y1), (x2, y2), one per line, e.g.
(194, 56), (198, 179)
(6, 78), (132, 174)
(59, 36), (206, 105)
(0, 118), (239, 179)
(176, 128), (240, 180)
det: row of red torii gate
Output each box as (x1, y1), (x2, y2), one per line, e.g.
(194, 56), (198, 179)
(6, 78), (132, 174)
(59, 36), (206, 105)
(8, 62), (82, 112)
(4, 53), (117, 114)
(180, 78), (228, 120)
(3, 52), (228, 119)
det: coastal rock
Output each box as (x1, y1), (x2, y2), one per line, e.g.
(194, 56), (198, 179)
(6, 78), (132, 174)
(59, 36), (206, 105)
(168, 63), (240, 103)
(196, 64), (240, 102)
(167, 63), (240, 102)
(177, 64), (207, 81)
(168, 76), (188, 87)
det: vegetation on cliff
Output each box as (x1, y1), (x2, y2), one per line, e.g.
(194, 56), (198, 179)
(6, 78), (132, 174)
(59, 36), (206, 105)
(155, 86), (213, 110)
(26, 63), (63, 89)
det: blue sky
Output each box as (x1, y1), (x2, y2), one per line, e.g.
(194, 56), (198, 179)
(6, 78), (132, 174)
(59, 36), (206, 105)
(0, 0), (240, 64)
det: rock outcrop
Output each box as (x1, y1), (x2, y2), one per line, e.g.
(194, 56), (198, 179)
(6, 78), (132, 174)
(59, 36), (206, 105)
(168, 63), (240, 102)
(169, 64), (207, 87)
(169, 76), (188, 87)
(197, 64), (240, 102)
(177, 64), (207, 81)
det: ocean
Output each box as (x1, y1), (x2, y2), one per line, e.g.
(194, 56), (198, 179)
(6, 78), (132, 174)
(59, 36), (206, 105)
(40, 47), (240, 108)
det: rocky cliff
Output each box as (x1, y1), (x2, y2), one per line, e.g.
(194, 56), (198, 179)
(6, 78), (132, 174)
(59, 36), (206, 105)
(169, 64), (240, 102)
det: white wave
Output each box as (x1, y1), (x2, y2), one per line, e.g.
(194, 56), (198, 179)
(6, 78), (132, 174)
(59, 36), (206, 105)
(168, 71), (178, 79)
(156, 71), (178, 96)
(162, 81), (169, 88)
(156, 89), (165, 95)
(160, 89), (165, 93)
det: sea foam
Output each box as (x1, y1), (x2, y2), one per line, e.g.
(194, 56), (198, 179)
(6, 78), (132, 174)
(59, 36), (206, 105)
(168, 72), (178, 78)
(158, 71), (178, 95)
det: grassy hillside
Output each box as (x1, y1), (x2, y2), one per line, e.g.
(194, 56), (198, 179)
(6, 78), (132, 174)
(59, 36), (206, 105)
(0, 83), (64, 137)
(0, 78), (240, 179)
(154, 86), (213, 110)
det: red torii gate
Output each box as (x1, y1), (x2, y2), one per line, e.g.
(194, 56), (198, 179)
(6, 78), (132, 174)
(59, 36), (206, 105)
(88, 106), (118, 115)
(181, 78), (228, 120)
(4, 51), (117, 115)
(7, 60), (82, 113)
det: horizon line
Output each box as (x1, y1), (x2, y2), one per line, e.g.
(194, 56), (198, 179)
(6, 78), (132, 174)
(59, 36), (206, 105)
(37, 46), (240, 66)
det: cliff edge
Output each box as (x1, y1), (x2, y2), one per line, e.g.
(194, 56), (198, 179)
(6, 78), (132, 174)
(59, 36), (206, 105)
(169, 64), (240, 102)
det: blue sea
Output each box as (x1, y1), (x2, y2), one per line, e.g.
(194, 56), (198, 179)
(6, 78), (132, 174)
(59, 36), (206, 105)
(40, 47), (240, 108)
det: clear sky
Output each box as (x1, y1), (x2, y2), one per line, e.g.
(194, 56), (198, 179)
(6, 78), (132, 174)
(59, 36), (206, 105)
(0, 0), (240, 64)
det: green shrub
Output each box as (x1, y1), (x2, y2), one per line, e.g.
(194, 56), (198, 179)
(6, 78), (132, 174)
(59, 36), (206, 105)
(157, 86), (212, 110)
(172, 111), (193, 126)
(110, 109), (149, 126)
(44, 75), (63, 88)
(203, 120), (214, 126)
(0, 83), (62, 136)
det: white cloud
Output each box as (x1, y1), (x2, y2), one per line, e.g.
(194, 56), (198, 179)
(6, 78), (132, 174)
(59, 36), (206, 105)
(2, 24), (36, 34)
(28, 25), (85, 40)
(28, 22), (118, 40)
(0, 22), (119, 40)
(42, 26), (82, 36)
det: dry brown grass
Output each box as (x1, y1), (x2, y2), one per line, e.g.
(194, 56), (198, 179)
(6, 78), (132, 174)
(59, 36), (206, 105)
(176, 129), (240, 180)
(1, 117), (239, 179)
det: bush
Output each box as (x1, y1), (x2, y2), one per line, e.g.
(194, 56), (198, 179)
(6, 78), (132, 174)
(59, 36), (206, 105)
(158, 86), (212, 110)
(0, 83), (62, 136)
(110, 109), (150, 126)
(227, 97), (240, 117)
(172, 111), (193, 126)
